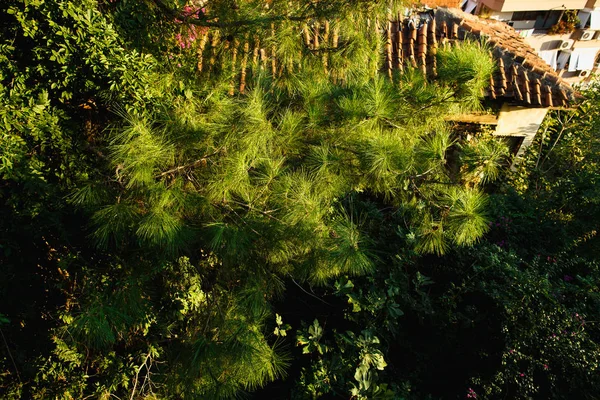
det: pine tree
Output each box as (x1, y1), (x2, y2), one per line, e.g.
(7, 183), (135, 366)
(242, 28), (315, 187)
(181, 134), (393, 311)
(72, 13), (505, 397)
(1, 0), (511, 398)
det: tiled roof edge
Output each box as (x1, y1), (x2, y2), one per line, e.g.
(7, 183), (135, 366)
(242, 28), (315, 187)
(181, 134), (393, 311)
(435, 7), (575, 105)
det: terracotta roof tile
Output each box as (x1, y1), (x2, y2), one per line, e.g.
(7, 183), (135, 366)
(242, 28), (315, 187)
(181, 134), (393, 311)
(386, 8), (575, 107)
(533, 79), (542, 105)
(198, 7), (574, 108)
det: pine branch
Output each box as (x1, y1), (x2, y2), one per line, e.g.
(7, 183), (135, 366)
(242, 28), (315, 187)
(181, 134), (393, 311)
(411, 167), (435, 179)
(223, 204), (263, 237)
(156, 149), (221, 178)
(420, 180), (455, 185)
(418, 92), (456, 111)
(409, 177), (442, 209)
(230, 200), (286, 225)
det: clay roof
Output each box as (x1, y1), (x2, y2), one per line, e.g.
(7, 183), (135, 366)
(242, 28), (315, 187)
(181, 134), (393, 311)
(191, 7), (574, 107)
(386, 8), (574, 107)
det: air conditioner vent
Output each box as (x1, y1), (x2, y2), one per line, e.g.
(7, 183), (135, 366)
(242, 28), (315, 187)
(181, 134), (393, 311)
(559, 39), (575, 50)
(580, 30), (596, 41)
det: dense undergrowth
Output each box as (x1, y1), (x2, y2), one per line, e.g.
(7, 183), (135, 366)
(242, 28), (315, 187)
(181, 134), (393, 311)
(1, 0), (600, 399)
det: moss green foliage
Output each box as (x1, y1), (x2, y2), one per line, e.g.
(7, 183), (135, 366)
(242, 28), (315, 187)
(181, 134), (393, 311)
(3, 0), (600, 399)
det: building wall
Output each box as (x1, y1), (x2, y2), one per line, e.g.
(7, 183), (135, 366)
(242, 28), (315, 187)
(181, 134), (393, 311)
(487, 11), (515, 20)
(494, 104), (549, 159)
(473, 2), (600, 84)
(524, 33), (600, 84)
(480, 0), (588, 12)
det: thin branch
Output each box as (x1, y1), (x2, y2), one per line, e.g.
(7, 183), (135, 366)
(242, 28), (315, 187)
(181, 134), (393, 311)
(534, 123), (550, 169)
(130, 351), (152, 400)
(418, 92), (456, 111)
(288, 275), (332, 305)
(538, 124), (566, 171)
(156, 148), (221, 178)
(382, 117), (403, 129)
(158, 159), (206, 177)
(411, 167), (435, 179)
(421, 179), (455, 185)
(224, 204), (263, 237)
(229, 200), (286, 224)
(139, 355), (154, 395)
(539, 111), (576, 170)
(0, 327), (21, 383)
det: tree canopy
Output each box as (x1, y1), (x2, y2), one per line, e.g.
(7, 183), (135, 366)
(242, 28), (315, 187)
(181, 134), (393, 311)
(1, 1), (600, 399)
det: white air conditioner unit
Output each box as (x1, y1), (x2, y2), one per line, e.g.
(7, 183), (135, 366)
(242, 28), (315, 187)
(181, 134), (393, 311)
(580, 30), (596, 41)
(559, 39), (575, 50)
(579, 69), (593, 77)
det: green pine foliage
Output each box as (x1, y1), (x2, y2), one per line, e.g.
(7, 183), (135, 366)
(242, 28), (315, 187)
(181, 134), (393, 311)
(291, 84), (600, 400)
(436, 40), (496, 112)
(0, 0), (538, 399)
(98, 40), (502, 264)
(460, 133), (510, 185)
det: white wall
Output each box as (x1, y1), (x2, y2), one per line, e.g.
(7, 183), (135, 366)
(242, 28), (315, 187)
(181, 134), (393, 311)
(494, 104), (549, 159)
(481, 0), (587, 12)
(489, 11), (514, 20)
